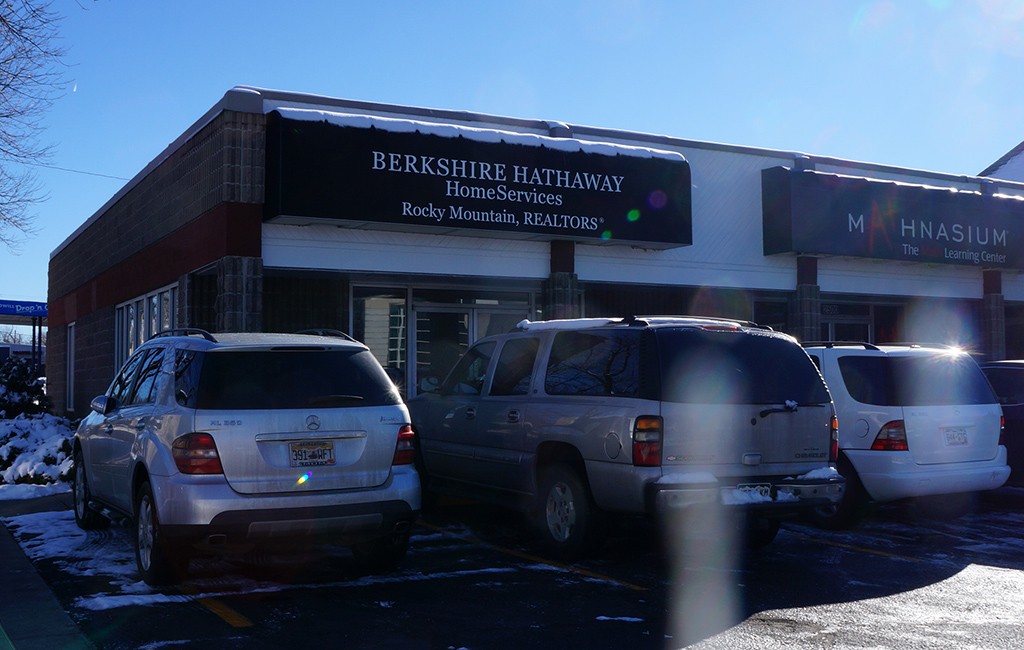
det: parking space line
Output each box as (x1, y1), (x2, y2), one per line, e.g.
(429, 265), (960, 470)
(788, 531), (922, 562)
(178, 585), (254, 628)
(417, 520), (649, 592)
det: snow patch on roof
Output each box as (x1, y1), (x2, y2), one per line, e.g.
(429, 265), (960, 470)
(273, 107), (687, 161)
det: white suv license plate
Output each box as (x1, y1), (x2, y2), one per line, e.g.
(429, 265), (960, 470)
(942, 427), (969, 447)
(289, 440), (336, 467)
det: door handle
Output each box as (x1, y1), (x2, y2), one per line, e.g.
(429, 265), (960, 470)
(507, 409), (521, 424)
(465, 407), (476, 420)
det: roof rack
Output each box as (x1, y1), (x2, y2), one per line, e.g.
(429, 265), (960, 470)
(515, 315), (775, 333)
(152, 328), (218, 342)
(623, 315), (774, 331)
(802, 341), (881, 350)
(294, 328), (358, 342)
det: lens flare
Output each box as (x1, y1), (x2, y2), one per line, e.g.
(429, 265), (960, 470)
(648, 190), (667, 209)
(296, 472), (311, 485)
(627, 209), (641, 223)
(601, 230), (614, 240)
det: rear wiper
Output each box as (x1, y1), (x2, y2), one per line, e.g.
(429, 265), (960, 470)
(759, 400), (800, 419)
(307, 394), (365, 406)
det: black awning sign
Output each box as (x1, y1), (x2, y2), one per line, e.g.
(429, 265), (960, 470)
(762, 166), (1023, 269)
(265, 111), (692, 249)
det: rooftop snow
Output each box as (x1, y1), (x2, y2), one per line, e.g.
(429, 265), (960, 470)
(273, 107), (687, 162)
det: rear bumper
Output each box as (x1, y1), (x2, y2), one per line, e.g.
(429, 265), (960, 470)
(162, 500), (417, 550)
(846, 447), (1010, 501)
(151, 466), (421, 549)
(648, 470), (846, 517)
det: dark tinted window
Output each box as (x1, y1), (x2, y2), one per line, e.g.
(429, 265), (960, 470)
(194, 349), (401, 410)
(441, 341), (496, 396)
(657, 329), (829, 405)
(545, 331), (641, 397)
(838, 354), (997, 406)
(982, 367), (1024, 404)
(490, 338), (539, 396)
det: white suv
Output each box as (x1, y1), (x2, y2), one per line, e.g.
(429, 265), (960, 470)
(72, 330), (420, 585)
(804, 342), (1009, 527)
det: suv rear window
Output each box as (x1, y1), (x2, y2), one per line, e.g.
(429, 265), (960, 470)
(838, 355), (997, 406)
(181, 349), (402, 410)
(657, 329), (829, 405)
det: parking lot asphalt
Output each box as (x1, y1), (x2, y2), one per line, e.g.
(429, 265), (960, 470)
(0, 492), (93, 650)
(1, 485), (1023, 650)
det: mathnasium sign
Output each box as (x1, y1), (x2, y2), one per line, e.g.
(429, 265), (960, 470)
(264, 109), (692, 249)
(762, 167), (1024, 269)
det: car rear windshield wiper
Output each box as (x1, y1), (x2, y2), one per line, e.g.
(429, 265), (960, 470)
(759, 400), (800, 418)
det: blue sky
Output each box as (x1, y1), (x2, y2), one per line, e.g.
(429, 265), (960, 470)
(2, 0), (1023, 313)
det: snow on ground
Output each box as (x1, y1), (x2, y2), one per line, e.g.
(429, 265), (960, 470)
(0, 413), (75, 497)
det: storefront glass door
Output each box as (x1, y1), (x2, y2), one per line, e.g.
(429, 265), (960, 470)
(819, 319), (872, 343)
(412, 308), (526, 396)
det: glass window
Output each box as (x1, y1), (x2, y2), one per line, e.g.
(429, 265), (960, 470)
(490, 338), (539, 396)
(982, 367), (1024, 405)
(442, 341), (496, 396)
(115, 285), (178, 370)
(174, 349), (201, 406)
(545, 331), (641, 397)
(129, 349), (164, 405)
(109, 350), (150, 405)
(66, 323), (76, 412)
(353, 289), (407, 375)
(194, 349), (402, 410)
(838, 355), (998, 406)
(658, 329), (830, 405)
(417, 311), (470, 392)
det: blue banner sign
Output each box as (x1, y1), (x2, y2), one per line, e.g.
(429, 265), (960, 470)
(0, 300), (47, 317)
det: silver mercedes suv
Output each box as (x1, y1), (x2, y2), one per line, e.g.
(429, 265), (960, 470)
(72, 329), (420, 585)
(410, 316), (845, 557)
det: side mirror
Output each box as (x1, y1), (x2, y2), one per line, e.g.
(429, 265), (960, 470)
(89, 395), (117, 415)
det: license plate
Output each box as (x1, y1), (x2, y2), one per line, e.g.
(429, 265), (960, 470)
(943, 427), (969, 447)
(721, 483), (773, 505)
(289, 440), (336, 467)
(738, 483), (772, 498)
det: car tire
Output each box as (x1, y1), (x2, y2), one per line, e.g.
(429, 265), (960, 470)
(534, 464), (597, 559)
(808, 459), (867, 530)
(72, 447), (108, 530)
(134, 481), (188, 586)
(352, 533), (410, 574)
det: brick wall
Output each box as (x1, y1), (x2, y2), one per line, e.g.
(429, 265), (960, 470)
(47, 110), (266, 415)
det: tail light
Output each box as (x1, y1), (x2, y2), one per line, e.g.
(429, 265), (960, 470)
(829, 414), (840, 462)
(999, 415), (1006, 446)
(172, 433), (223, 474)
(632, 416), (663, 467)
(393, 425), (416, 465)
(870, 420), (909, 451)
